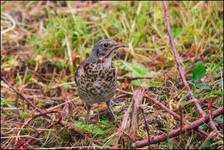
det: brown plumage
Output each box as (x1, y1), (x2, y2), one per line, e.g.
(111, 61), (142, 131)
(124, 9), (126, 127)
(75, 39), (125, 122)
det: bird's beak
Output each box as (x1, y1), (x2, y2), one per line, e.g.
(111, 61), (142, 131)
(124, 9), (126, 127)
(104, 43), (127, 58)
(113, 43), (127, 49)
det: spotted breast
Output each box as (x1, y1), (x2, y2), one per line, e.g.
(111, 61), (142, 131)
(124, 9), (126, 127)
(75, 60), (117, 104)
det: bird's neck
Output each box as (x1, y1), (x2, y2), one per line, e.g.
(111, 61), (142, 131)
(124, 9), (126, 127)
(102, 57), (112, 68)
(87, 56), (113, 68)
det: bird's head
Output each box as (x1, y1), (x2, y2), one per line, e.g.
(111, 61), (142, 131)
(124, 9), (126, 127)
(89, 39), (125, 62)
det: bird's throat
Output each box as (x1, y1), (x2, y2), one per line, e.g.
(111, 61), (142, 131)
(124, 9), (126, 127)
(102, 57), (112, 68)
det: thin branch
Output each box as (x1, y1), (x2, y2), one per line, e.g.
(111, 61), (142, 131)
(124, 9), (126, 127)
(208, 102), (223, 138)
(140, 107), (150, 147)
(16, 114), (62, 149)
(117, 98), (133, 138)
(118, 76), (153, 82)
(117, 90), (208, 137)
(163, 1), (222, 140)
(59, 121), (103, 145)
(112, 94), (131, 103)
(1, 77), (44, 113)
(46, 98), (78, 112)
(199, 131), (217, 149)
(15, 109), (102, 147)
(162, 1), (205, 117)
(145, 92), (208, 137)
(129, 88), (145, 140)
(15, 110), (61, 148)
(145, 93), (181, 120)
(27, 68), (49, 82)
(117, 91), (139, 145)
(1, 77), (102, 146)
(133, 107), (224, 148)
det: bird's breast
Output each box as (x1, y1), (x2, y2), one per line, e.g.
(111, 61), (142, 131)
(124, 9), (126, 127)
(75, 62), (117, 104)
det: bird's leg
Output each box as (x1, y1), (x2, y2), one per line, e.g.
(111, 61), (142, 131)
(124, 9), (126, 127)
(110, 99), (119, 105)
(106, 100), (117, 122)
(85, 104), (91, 124)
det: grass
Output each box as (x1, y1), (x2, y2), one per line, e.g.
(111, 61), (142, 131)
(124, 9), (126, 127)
(1, 1), (223, 149)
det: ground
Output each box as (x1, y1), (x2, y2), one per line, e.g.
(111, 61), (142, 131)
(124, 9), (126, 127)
(1, 1), (223, 149)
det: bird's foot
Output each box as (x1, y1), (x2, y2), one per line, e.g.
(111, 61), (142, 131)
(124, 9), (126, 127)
(85, 104), (92, 124)
(110, 99), (119, 105)
(106, 100), (118, 124)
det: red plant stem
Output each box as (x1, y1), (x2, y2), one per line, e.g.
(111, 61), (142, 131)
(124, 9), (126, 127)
(208, 103), (223, 138)
(144, 93), (208, 137)
(162, 1), (206, 117)
(118, 90), (146, 145)
(1, 77), (44, 113)
(118, 76), (153, 82)
(118, 97), (133, 138)
(129, 88), (145, 140)
(134, 107), (224, 148)
(15, 110), (60, 146)
(140, 108), (150, 147)
(145, 93), (181, 120)
(162, 1), (221, 138)
(16, 116), (61, 149)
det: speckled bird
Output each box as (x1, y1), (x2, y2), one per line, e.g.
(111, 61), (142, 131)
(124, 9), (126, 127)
(75, 39), (125, 122)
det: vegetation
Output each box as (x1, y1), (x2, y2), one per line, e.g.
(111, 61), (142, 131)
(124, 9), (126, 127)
(1, 1), (223, 149)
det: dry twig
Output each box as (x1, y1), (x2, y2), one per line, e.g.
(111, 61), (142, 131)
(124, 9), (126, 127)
(117, 98), (133, 140)
(199, 131), (217, 149)
(117, 88), (145, 148)
(162, 1), (221, 141)
(1, 77), (102, 147)
(1, 77), (44, 114)
(133, 107), (224, 148)
(207, 102), (223, 138)
(15, 110), (61, 148)
(145, 92), (208, 137)
(140, 107), (150, 148)
(162, 1), (205, 117)
(118, 76), (153, 82)
(129, 88), (145, 140)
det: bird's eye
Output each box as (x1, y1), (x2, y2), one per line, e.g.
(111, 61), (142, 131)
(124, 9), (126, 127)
(103, 43), (109, 47)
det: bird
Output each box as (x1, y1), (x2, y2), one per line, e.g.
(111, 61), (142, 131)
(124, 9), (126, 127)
(75, 39), (125, 122)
